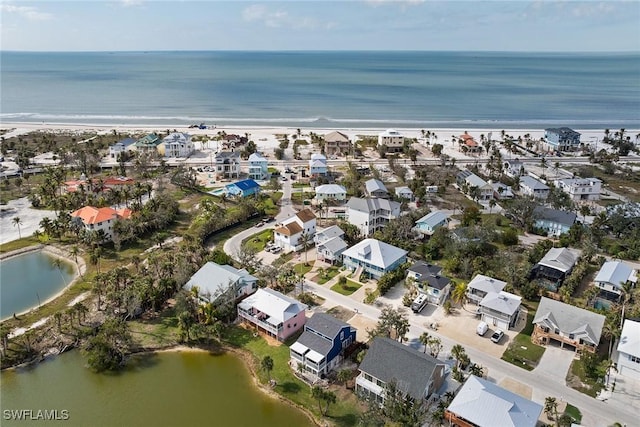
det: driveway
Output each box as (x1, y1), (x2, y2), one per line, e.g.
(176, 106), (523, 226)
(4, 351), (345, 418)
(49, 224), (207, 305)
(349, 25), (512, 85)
(533, 345), (576, 384)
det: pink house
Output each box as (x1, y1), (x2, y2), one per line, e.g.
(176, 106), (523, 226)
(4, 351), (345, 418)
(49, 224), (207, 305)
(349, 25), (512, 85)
(237, 288), (308, 341)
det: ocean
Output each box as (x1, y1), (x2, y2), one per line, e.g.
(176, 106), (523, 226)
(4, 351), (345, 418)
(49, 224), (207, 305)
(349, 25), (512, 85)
(1, 51), (639, 129)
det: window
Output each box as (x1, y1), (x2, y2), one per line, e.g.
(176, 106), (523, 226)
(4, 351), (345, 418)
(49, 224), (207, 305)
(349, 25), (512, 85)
(630, 355), (640, 364)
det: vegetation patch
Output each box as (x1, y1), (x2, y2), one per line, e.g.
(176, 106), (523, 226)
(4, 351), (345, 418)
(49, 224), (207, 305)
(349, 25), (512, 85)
(292, 262), (313, 276)
(331, 277), (362, 296)
(501, 313), (545, 371)
(314, 266), (341, 284)
(242, 229), (274, 253)
(566, 353), (607, 397)
(563, 403), (582, 424)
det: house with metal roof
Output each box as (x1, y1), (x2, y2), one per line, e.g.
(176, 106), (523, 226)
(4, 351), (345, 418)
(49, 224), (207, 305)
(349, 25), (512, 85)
(456, 170), (493, 201)
(616, 319), (640, 380)
(530, 247), (581, 284)
(225, 179), (261, 198)
(341, 238), (407, 279)
(309, 153), (328, 176)
(274, 208), (316, 252)
(394, 186), (414, 201)
(324, 131), (351, 156)
(466, 274), (507, 305)
(315, 184), (347, 202)
(594, 260), (637, 301)
(533, 206), (576, 237)
(479, 291), (522, 330)
(314, 225), (347, 264)
(356, 337), (446, 404)
(247, 152), (269, 180)
(378, 129), (404, 152)
(414, 211), (450, 236)
(491, 182), (514, 200)
(108, 137), (136, 159)
(134, 133), (162, 155)
(445, 375), (542, 427)
(519, 175), (550, 200)
(364, 179), (389, 198)
(290, 313), (356, 378)
(544, 127), (581, 151)
(160, 132), (194, 158)
(406, 262), (451, 306)
(346, 197), (401, 237)
(237, 288), (308, 341)
(184, 262), (258, 303)
(532, 297), (605, 352)
(555, 177), (602, 201)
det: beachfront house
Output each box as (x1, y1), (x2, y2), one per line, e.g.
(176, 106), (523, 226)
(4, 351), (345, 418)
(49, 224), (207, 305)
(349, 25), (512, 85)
(309, 153), (328, 176)
(273, 208), (316, 252)
(617, 319), (640, 380)
(394, 186), (414, 201)
(533, 206), (576, 237)
(378, 129), (404, 152)
(184, 262), (258, 303)
(215, 151), (241, 179)
(504, 159), (525, 178)
(71, 205), (132, 242)
(594, 260), (637, 302)
(406, 262), (451, 306)
(413, 211), (450, 236)
(519, 175), (550, 200)
(458, 133), (482, 154)
(364, 179), (389, 198)
(356, 337), (445, 405)
(544, 127), (581, 151)
(479, 291), (522, 330)
(247, 152), (269, 180)
(530, 247), (581, 284)
(289, 313), (356, 379)
(237, 288), (308, 341)
(160, 132), (194, 158)
(532, 297), (605, 352)
(346, 197), (401, 237)
(224, 179), (261, 198)
(341, 238), (407, 280)
(108, 137), (136, 159)
(134, 133), (162, 155)
(445, 375), (542, 427)
(554, 177), (602, 201)
(314, 225), (347, 264)
(466, 274), (506, 305)
(456, 170), (493, 201)
(315, 184), (347, 203)
(324, 131), (351, 156)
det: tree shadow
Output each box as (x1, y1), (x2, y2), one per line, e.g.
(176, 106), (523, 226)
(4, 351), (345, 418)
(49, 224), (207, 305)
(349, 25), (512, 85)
(278, 381), (301, 394)
(328, 413), (358, 426)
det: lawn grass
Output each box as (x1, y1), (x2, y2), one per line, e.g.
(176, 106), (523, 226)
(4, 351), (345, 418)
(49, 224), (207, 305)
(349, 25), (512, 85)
(242, 229), (274, 252)
(0, 236), (42, 253)
(501, 313), (546, 371)
(129, 307), (180, 348)
(223, 326), (361, 426)
(563, 403), (582, 423)
(331, 279), (362, 296)
(567, 358), (605, 397)
(293, 262), (313, 276)
(315, 266), (341, 284)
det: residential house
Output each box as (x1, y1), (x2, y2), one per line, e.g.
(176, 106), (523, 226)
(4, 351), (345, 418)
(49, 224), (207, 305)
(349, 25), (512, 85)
(545, 127), (581, 151)
(346, 197), (401, 237)
(356, 337), (446, 404)
(160, 132), (194, 158)
(247, 153), (269, 180)
(459, 133), (482, 154)
(364, 179), (389, 198)
(315, 184), (347, 203)
(134, 133), (162, 155)
(324, 131), (351, 156)
(479, 291), (522, 330)
(71, 206), (132, 241)
(504, 159), (525, 179)
(414, 211), (450, 236)
(341, 238), (407, 279)
(395, 186), (414, 201)
(378, 129), (404, 152)
(184, 262), (258, 303)
(237, 288), (308, 341)
(215, 151), (241, 179)
(445, 375), (542, 427)
(594, 261), (637, 301)
(490, 182), (514, 200)
(616, 319), (640, 380)
(225, 179), (261, 198)
(274, 208), (316, 252)
(290, 313), (356, 378)
(554, 177), (602, 201)
(530, 247), (581, 284)
(456, 170), (493, 201)
(519, 176), (550, 200)
(533, 207), (576, 237)
(63, 176), (135, 194)
(309, 153), (328, 176)
(532, 297), (605, 352)
(108, 137), (136, 159)
(406, 262), (451, 306)
(466, 274), (506, 305)
(314, 226), (347, 264)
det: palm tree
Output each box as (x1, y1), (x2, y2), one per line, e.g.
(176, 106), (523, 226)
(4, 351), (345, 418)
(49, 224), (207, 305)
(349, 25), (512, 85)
(488, 199), (496, 214)
(468, 363), (484, 378)
(451, 282), (468, 306)
(12, 216), (22, 239)
(261, 355), (274, 382)
(544, 396), (558, 421)
(299, 231), (310, 266)
(419, 332), (431, 354)
(451, 344), (467, 370)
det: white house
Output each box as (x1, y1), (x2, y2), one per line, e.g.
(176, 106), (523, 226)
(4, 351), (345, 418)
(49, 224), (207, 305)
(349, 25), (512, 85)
(504, 159), (525, 178)
(490, 182), (514, 199)
(456, 170), (493, 201)
(215, 151), (241, 179)
(315, 184), (347, 203)
(108, 137), (136, 159)
(617, 319), (640, 380)
(395, 186), (414, 201)
(594, 260), (637, 301)
(341, 238), (407, 279)
(554, 177), (602, 201)
(519, 175), (550, 200)
(247, 152), (269, 180)
(346, 197), (401, 237)
(413, 211), (449, 236)
(378, 129), (404, 152)
(364, 179), (389, 198)
(71, 206), (132, 241)
(314, 225), (347, 264)
(466, 274), (507, 305)
(160, 132), (194, 158)
(184, 262), (258, 303)
(274, 208), (316, 252)
(479, 291), (522, 330)
(309, 153), (328, 176)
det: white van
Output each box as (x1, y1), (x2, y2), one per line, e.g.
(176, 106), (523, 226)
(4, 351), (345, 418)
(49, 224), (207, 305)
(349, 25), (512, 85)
(411, 294), (428, 313)
(476, 321), (489, 336)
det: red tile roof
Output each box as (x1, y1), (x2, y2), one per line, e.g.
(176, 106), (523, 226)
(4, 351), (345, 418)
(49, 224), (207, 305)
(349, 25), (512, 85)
(71, 206), (132, 225)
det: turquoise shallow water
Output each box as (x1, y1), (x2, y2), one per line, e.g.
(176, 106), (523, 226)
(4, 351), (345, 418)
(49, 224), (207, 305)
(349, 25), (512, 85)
(1, 51), (638, 128)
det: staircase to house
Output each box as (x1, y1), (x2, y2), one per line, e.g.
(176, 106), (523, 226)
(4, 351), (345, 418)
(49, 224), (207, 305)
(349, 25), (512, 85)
(353, 265), (364, 281)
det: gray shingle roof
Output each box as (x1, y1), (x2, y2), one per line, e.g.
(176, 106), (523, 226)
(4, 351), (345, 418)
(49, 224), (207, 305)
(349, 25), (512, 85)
(306, 313), (351, 338)
(537, 247), (581, 273)
(534, 207), (576, 227)
(533, 297), (605, 345)
(297, 330), (332, 357)
(520, 175), (549, 191)
(315, 225), (345, 243)
(185, 262), (257, 299)
(408, 261), (442, 277)
(359, 337), (442, 400)
(346, 197), (400, 214)
(318, 236), (347, 254)
(365, 179), (388, 194)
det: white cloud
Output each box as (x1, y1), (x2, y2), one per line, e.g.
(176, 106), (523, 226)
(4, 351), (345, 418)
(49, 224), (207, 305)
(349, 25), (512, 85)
(0, 4), (53, 21)
(120, 0), (144, 7)
(366, 0), (425, 8)
(241, 4), (329, 30)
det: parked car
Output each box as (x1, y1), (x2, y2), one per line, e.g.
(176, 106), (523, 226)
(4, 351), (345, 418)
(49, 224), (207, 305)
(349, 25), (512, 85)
(271, 246), (282, 254)
(476, 321), (488, 336)
(255, 221), (264, 227)
(281, 176), (288, 181)
(491, 329), (505, 343)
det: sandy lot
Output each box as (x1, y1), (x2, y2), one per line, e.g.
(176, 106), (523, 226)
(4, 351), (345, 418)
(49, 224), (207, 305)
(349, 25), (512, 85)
(0, 198), (56, 244)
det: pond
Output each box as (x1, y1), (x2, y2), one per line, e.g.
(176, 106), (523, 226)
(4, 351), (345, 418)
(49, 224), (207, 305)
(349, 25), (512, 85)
(0, 251), (75, 319)
(1, 350), (314, 427)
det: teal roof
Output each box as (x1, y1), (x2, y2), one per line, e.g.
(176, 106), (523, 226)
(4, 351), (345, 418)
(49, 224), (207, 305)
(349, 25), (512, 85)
(135, 133), (160, 147)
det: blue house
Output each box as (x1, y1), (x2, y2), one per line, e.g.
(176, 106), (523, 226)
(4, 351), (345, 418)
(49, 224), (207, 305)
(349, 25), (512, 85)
(545, 127), (581, 151)
(225, 179), (261, 198)
(534, 206), (576, 237)
(289, 313), (356, 378)
(414, 211), (450, 236)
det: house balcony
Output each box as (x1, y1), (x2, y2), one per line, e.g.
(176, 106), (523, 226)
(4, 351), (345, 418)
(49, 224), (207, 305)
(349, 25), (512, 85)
(355, 374), (384, 398)
(466, 291), (485, 304)
(238, 310), (282, 336)
(531, 325), (596, 353)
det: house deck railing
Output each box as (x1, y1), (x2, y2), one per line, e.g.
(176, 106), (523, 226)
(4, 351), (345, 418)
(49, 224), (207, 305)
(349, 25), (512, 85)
(238, 310), (282, 336)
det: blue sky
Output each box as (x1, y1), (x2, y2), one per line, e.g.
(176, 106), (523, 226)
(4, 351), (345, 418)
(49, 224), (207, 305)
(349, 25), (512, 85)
(1, 1), (639, 51)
